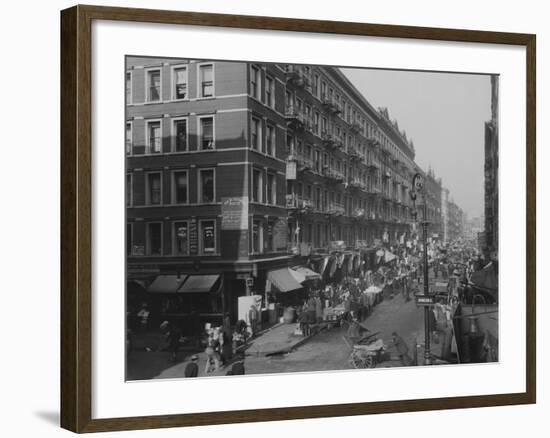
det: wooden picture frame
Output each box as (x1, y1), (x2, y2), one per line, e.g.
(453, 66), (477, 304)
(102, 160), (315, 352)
(60, 4), (536, 433)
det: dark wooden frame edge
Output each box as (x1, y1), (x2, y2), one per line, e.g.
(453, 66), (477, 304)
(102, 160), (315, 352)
(60, 4), (536, 433)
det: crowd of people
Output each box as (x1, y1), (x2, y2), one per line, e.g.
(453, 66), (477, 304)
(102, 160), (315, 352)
(126, 238), (494, 374)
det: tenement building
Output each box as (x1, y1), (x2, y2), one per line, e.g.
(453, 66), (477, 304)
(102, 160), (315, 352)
(484, 75), (499, 259)
(446, 199), (464, 242)
(125, 58), (447, 323)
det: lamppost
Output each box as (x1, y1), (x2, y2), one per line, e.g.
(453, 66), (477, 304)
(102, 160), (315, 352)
(409, 172), (432, 365)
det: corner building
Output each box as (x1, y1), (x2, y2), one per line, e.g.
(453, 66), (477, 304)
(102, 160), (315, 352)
(125, 58), (424, 323)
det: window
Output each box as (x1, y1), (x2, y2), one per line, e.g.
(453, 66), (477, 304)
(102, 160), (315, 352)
(266, 124), (275, 156)
(252, 220), (262, 253)
(126, 174), (132, 206)
(147, 69), (161, 102)
(146, 172), (162, 205)
(316, 223), (321, 247)
(265, 75), (274, 107)
(251, 117), (261, 150)
(266, 223), (274, 252)
(173, 66), (188, 100)
(199, 117), (214, 150)
(125, 122), (132, 155)
(266, 173), (276, 205)
(126, 223), (132, 256)
(316, 187), (321, 210)
(126, 72), (132, 104)
(146, 120), (162, 154)
(286, 135), (294, 155)
(199, 64), (214, 97)
(314, 112), (320, 135)
(172, 171), (188, 204)
(315, 150), (321, 173)
(285, 90), (293, 111)
(172, 119), (187, 152)
(173, 221), (188, 255)
(250, 65), (260, 99)
(199, 169), (215, 203)
(252, 169), (262, 202)
(200, 220), (216, 254)
(146, 223), (162, 256)
(313, 74), (319, 96)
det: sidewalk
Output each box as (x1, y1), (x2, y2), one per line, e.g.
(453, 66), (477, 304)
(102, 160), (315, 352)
(245, 322), (318, 357)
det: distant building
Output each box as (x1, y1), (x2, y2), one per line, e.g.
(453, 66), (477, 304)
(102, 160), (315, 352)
(423, 167), (444, 241)
(446, 199), (464, 242)
(441, 187), (450, 244)
(484, 75), (499, 258)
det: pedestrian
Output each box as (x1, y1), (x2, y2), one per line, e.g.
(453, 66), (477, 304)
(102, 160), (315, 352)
(307, 296), (317, 326)
(204, 329), (221, 373)
(392, 331), (413, 366)
(298, 305), (310, 336)
(220, 315), (233, 364)
(315, 295), (323, 323)
(248, 305), (258, 337)
(136, 303), (150, 333)
(343, 294), (351, 321)
(160, 320), (181, 362)
(184, 355), (199, 377)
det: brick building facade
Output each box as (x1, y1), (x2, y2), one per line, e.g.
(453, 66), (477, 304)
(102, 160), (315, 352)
(125, 58), (448, 322)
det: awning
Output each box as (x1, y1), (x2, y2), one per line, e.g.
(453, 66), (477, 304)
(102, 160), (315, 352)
(470, 262), (498, 299)
(147, 275), (187, 293)
(289, 268), (306, 284)
(291, 266), (321, 281)
(384, 251), (397, 263)
(268, 268), (303, 292)
(433, 281), (449, 293)
(178, 274), (220, 293)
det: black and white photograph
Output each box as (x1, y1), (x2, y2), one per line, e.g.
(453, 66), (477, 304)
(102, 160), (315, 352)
(124, 57), (499, 381)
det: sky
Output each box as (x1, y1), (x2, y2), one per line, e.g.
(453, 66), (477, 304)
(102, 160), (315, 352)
(341, 67), (492, 219)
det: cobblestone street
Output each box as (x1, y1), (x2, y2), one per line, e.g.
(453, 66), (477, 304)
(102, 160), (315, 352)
(127, 292), (426, 380)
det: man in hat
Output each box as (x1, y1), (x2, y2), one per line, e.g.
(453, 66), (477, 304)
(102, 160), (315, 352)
(160, 320), (182, 362)
(136, 302), (150, 333)
(184, 355), (199, 377)
(392, 331), (412, 366)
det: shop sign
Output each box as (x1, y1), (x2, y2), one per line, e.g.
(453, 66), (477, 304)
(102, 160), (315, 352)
(273, 217), (288, 251)
(189, 218), (198, 255)
(286, 160), (297, 180)
(221, 197), (248, 230)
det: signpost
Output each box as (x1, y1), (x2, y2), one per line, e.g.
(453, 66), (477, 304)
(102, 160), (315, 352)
(416, 295), (436, 306)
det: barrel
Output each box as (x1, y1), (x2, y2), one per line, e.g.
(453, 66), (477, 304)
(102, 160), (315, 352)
(283, 307), (296, 324)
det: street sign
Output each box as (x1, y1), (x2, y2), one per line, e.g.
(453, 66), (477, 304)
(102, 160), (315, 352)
(416, 295), (436, 306)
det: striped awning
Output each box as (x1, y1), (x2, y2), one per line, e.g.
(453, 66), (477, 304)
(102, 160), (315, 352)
(178, 275), (220, 293)
(291, 266), (321, 281)
(147, 275), (187, 293)
(268, 268), (303, 293)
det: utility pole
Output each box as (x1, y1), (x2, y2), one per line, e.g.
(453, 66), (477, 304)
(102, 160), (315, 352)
(410, 173), (432, 365)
